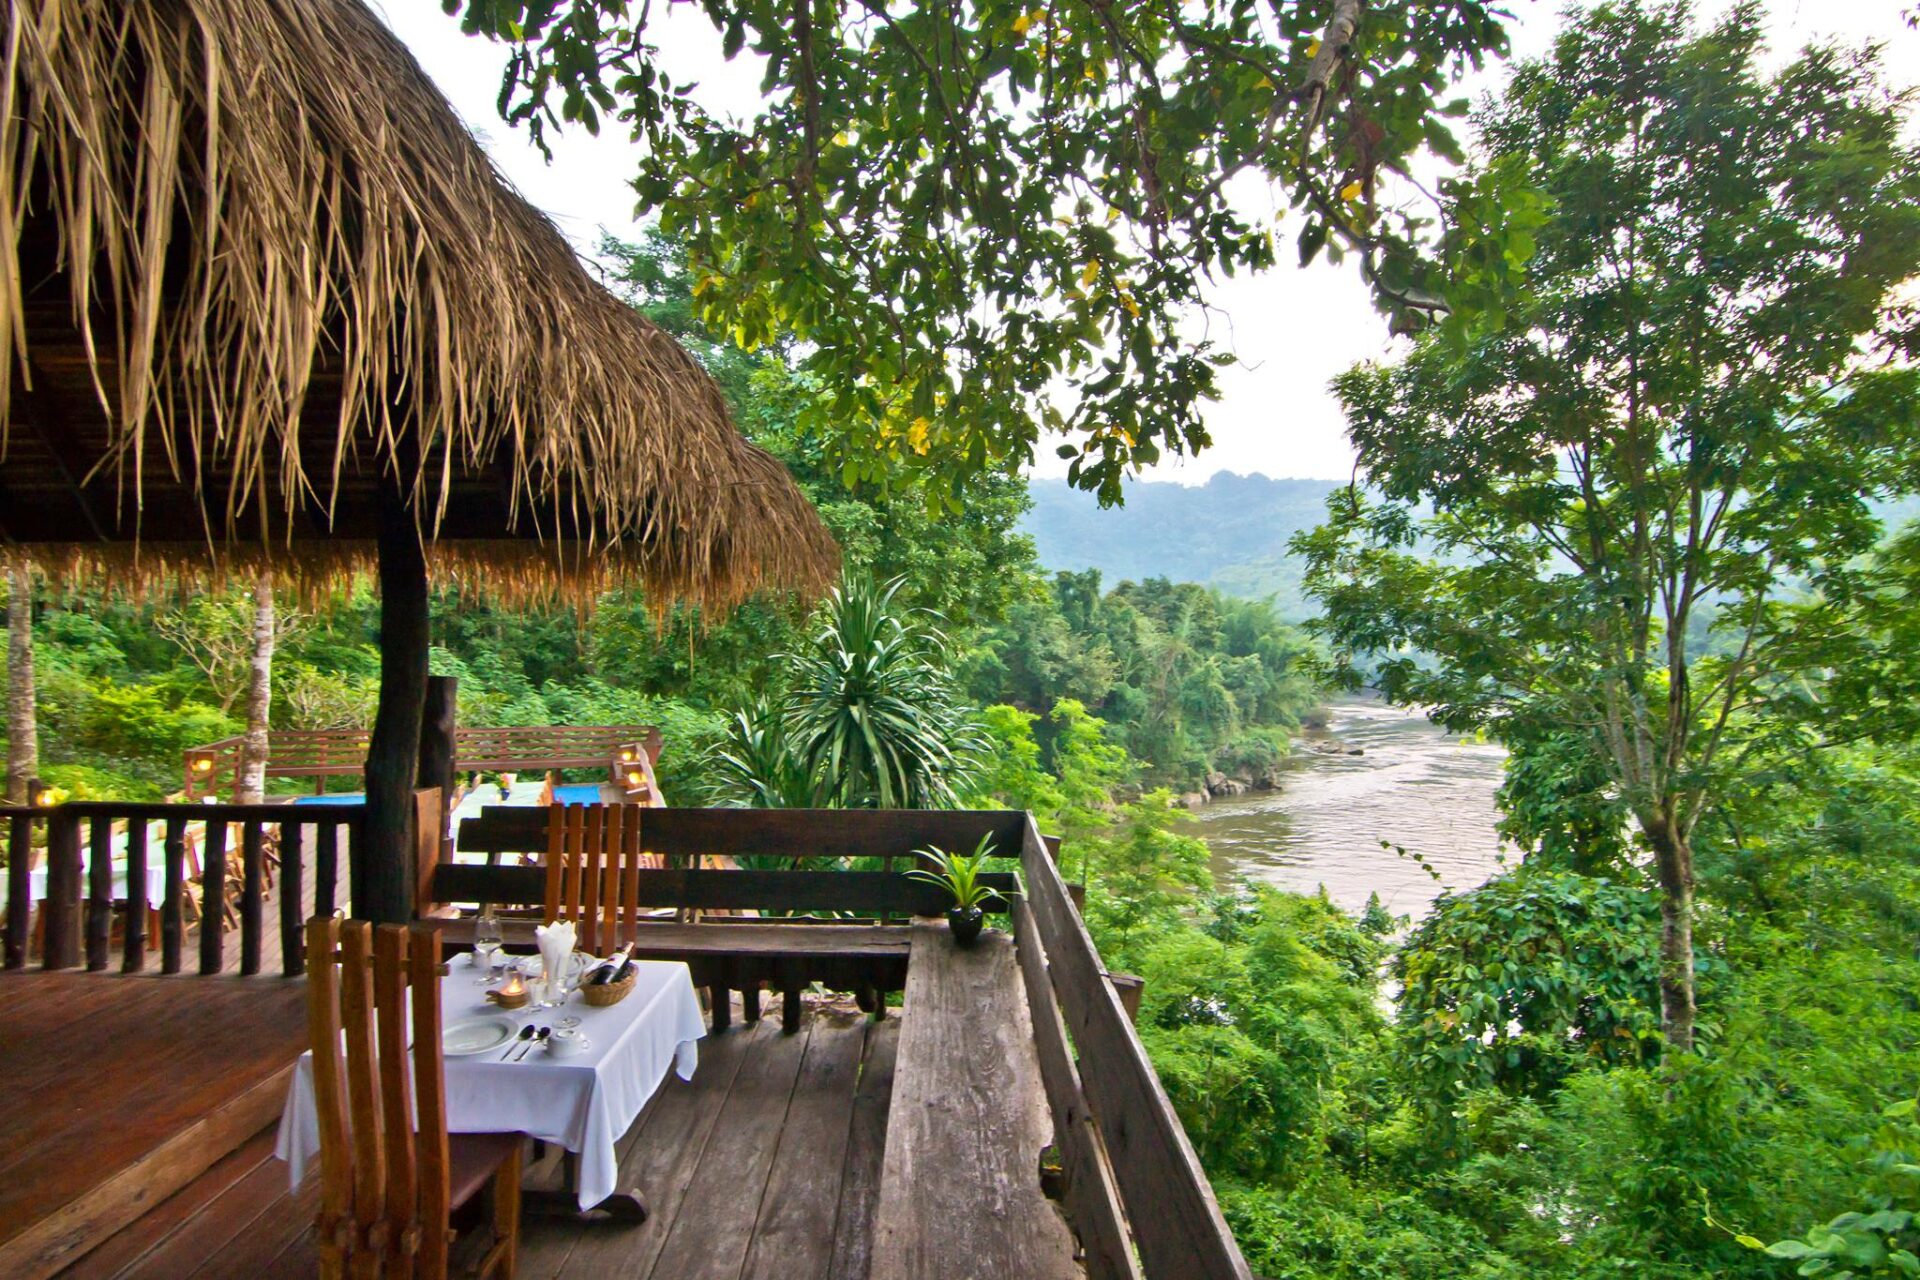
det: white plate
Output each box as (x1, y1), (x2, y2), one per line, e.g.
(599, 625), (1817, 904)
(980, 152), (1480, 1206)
(442, 1016), (519, 1056)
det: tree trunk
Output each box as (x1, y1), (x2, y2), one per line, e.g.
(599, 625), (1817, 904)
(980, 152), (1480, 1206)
(360, 487), (430, 924)
(6, 562), (37, 805)
(235, 573), (275, 804)
(1645, 815), (1697, 1052)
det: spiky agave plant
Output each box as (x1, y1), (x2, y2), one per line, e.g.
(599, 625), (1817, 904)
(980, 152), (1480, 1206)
(700, 697), (826, 810)
(784, 576), (986, 809)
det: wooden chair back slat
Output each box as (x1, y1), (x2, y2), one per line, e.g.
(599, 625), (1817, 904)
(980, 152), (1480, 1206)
(306, 917), (353, 1280)
(543, 804), (651, 950)
(409, 924), (453, 1280)
(601, 805), (624, 950)
(580, 806), (603, 954)
(373, 927), (418, 1278)
(542, 806), (565, 926)
(621, 809), (642, 941)
(338, 921), (387, 1280)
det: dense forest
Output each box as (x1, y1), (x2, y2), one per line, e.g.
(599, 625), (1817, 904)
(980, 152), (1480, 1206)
(8, 4), (1920, 1277)
(0, 227), (1319, 809)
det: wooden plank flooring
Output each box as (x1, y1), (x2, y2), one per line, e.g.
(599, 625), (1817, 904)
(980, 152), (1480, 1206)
(60, 997), (899, 1280)
(870, 926), (1080, 1280)
(0, 971), (309, 1278)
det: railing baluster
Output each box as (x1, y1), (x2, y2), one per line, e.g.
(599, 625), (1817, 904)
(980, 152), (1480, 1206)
(43, 809), (81, 969)
(240, 820), (264, 976)
(316, 820), (339, 918)
(200, 819), (228, 975)
(163, 817), (187, 974)
(86, 815), (113, 970)
(4, 807), (33, 969)
(280, 822), (306, 976)
(124, 819), (149, 972)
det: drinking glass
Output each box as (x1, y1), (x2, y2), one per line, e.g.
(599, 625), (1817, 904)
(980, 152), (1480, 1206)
(558, 955), (586, 1027)
(472, 905), (502, 986)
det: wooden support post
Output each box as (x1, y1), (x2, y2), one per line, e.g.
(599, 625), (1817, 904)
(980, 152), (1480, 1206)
(1106, 971), (1145, 1025)
(709, 985), (732, 1032)
(741, 984), (761, 1022)
(361, 485), (430, 925)
(418, 675), (458, 865)
(782, 985), (803, 1033)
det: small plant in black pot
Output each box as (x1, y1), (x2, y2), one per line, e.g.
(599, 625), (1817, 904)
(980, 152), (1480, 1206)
(907, 835), (1009, 947)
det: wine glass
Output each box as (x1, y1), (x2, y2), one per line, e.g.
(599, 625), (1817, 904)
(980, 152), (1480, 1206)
(556, 951), (589, 1024)
(472, 905), (502, 987)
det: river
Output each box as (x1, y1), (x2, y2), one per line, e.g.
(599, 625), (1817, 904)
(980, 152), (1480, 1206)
(1189, 697), (1510, 922)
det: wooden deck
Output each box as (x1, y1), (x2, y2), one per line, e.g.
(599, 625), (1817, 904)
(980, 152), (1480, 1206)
(0, 971), (309, 1278)
(4, 808), (1253, 1279)
(41, 996), (902, 1280)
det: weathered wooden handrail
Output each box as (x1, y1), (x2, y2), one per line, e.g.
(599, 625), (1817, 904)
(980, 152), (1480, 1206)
(28, 800), (362, 977)
(182, 724), (664, 799)
(1014, 815), (1252, 1280)
(432, 862), (1018, 919)
(455, 805), (1032, 864)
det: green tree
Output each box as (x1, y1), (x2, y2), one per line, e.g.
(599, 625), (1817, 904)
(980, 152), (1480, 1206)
(446, 0), (1522, 500)
(1299, 2), (1920, 1049)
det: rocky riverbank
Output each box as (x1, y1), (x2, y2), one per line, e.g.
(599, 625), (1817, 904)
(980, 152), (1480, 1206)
(1176, 729), (1364, 809)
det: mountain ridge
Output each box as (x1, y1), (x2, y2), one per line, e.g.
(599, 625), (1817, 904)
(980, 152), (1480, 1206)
(1019, 472), (1339, 619)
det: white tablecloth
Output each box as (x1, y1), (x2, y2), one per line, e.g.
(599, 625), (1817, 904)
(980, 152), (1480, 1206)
(30, 861), (167, 905)
(276, 958), (706, 1209)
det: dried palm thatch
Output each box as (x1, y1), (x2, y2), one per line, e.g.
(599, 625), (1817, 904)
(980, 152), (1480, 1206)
(0, 0), (839, 609)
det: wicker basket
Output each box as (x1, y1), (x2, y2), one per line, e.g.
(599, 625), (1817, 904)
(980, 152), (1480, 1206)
(581, 969), (635, 1007)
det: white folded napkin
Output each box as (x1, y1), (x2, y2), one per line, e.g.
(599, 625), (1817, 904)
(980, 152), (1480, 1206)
(535, 920), (576, 1004)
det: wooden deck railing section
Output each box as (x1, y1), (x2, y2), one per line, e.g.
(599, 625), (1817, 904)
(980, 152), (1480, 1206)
(1015, 815), (1253, 1280)
(2, 794), (48, 970)
(183, 724), (664, 799)
(8, 800), (363, 976)
(430, 806), (1252, 1277)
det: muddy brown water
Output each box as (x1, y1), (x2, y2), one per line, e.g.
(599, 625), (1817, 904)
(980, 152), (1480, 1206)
(1189, 697), (1510, 923)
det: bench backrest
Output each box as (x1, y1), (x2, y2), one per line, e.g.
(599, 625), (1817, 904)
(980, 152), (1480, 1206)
(440, 806), (1024, 921)
(542, 804), (662, 951)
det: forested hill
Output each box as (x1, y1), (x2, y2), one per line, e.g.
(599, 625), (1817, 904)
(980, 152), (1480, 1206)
(1023, 474), (1920, 621)
(1021, 473), (1339, 618)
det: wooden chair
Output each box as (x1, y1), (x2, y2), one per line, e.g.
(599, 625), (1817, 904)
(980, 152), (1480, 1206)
(305, 916), (524, 1280)
(543, 803), (666, 953)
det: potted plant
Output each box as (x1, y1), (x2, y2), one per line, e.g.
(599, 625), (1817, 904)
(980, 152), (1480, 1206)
(906, 834), (1010, 946)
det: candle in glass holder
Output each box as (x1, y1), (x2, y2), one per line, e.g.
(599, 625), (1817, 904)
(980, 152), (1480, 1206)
(488, 970), (530, 1010)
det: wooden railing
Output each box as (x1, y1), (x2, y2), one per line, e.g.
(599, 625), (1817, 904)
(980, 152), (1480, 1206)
(11, 801), (362, 977)
(1014, 814), (1252, 1279)
(183, 725), (664, 799)
(444, 806), (1024, 919)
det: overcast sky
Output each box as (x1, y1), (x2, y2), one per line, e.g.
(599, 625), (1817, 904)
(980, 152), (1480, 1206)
(382, 0), (1920, 487)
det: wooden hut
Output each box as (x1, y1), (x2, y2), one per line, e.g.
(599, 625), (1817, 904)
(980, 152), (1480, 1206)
(0, 0), (839, 919)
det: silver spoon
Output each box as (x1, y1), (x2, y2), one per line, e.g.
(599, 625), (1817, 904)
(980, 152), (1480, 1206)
(500, 1023), (535, 1061)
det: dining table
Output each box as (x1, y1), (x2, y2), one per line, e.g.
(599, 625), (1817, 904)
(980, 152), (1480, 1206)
(275, 953), (707, 1213)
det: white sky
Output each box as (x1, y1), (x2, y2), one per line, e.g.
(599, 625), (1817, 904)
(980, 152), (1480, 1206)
(382, 0), (1920, 487)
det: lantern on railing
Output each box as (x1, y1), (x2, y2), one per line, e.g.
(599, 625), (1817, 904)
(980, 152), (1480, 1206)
(185, 751), (217, 798)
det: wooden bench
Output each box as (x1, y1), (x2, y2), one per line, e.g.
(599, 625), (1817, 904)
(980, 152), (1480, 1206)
(869, 924), (1079, 1280)
(427, 807), (1019, 1033)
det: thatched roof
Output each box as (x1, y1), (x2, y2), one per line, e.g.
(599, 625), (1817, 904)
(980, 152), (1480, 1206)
(0, 0), (839, 607)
